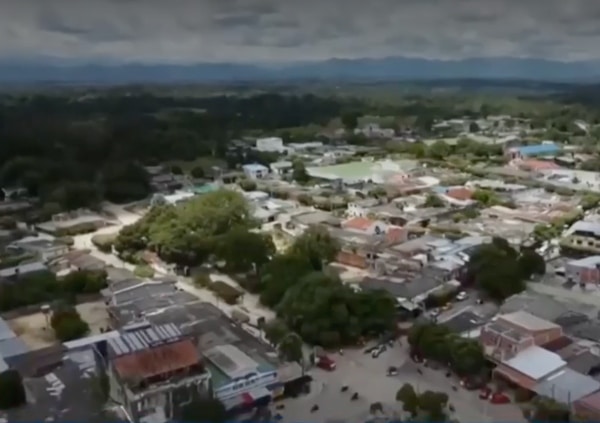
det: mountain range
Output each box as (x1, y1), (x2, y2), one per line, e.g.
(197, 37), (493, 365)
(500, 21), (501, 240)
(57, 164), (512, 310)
(1, 57), (600, 84)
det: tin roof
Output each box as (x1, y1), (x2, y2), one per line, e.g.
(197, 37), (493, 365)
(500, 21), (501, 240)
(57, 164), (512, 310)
(112, 338), (200, 381)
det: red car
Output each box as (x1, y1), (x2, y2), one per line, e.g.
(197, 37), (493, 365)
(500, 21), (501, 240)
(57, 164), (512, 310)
(316, 355), (336, 371)
(490, 392), (510, 404)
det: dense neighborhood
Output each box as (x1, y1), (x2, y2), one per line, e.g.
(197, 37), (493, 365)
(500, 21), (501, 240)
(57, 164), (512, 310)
(3, 91), (600, 422)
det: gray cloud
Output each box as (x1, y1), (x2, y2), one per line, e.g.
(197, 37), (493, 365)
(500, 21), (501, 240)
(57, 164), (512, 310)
(1, 0), (600, 63)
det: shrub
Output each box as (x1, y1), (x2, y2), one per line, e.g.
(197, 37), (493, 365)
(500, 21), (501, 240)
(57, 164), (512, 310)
(134, 265), (155, 278)
(209, 280), (242, 305)
(91, 234), (117, 253)
(51, 306), (90, 342)
(0, 370), (26, 410)
(193, 273), (212, 288)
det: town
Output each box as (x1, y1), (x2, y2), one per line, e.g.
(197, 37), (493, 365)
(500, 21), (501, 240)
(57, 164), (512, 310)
(2, 90), (600, 423)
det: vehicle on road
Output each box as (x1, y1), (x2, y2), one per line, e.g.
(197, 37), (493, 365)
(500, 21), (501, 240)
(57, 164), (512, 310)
(490, 392), (510, 404)
(387, 366), (398, 376)
(456, 291), (468, 301)
(316, 355), (336, 371)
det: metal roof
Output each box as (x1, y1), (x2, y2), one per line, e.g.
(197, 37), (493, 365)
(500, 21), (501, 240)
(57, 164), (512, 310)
(108, 323), (182, 357)
(534, 368), (600, 404)
(0, 337), (30, 359)
(0, 317), (15, 341)
(0, 261), (47, 278)
(504, 346), (566, 380)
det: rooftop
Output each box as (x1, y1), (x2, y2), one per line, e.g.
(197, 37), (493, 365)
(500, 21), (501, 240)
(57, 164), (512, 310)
(534, 368), (600, 404)
(513, 143), (561, 155)
(500, 310), (560, 332)
(442, 311), (487, 334)
(342, 217), (375, 231)
(576, 390), (600, 411)
(112, 337), (200, 382)
(503, 345), (566, 380)
(0, 348), (112, 423)
(204, 344), (260, 379)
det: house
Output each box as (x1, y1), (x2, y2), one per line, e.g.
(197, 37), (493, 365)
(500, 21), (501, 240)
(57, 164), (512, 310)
(0, 316), (29, 365)
(9, 238), (70, 262)
(107, 323), (211, 422)
(204, 344), (277, 408)
(242, 163), (269, 180)
(346, 199), (381, 218)
(562, 221), (600, 254)
(480, 311), (564, 363)
(493, 345), (567, 390)
(506, 142), (561, 160)
(269, 161), (293, 177)
(565, 256), (600, 285)
(255, 137), (286, 153)
(574, 391), (600, 420)
(0, 261), (49, 282)
(341, 217), (388, 235)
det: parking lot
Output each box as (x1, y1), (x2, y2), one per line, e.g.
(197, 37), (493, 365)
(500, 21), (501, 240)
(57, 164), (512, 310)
(275, 340), (525, 423)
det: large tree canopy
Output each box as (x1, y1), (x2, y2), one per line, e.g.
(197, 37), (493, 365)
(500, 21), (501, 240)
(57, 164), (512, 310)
(114, 190), (253, 267)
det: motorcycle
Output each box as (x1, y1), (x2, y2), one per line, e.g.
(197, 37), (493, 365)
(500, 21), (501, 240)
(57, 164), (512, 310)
(311, 405), (319, 413)
(351, 393), (359, 401)
(341, 386), (349, 392)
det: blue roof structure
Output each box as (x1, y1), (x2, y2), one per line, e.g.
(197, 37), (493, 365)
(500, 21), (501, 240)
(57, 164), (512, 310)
(515, 143), (560, 156)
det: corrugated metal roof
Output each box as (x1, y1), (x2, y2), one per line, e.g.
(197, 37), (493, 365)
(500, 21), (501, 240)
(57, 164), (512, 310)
(516, 143), (560, 156)
(0, 261), (47, 278)
(108, 323), (182, 356)
(504, 346), (566, 380)
(0, 317), (15, 341)
(112, 338), (200, 381)
(534, 368), (600, 403)
(0, 337), (30, 359)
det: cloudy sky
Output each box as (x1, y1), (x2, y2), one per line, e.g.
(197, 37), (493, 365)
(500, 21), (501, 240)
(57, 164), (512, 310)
(2, 0), (600, 63)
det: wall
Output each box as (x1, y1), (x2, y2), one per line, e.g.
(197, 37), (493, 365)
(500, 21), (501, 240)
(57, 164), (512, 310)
(336, 250), (368, 269)
(214, 370), (277, 401)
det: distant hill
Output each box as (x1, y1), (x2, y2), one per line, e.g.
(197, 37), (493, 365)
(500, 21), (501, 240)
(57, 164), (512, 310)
(1, 56), (599, 84)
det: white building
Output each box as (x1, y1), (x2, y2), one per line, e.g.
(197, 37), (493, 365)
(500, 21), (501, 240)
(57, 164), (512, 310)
(204, 344), (279, 406)
(269, 161), (293, 177)
(242, 163), (269, 179)
(255, 137), (286, 153)
(346, 199), (380, 218)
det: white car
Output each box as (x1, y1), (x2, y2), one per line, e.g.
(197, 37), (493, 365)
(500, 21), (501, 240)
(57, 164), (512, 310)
(456, 291), (468, 301)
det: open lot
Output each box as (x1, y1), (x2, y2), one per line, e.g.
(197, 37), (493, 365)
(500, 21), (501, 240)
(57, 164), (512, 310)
(8, 300), (110, 349)
(275, 341), (525, 423)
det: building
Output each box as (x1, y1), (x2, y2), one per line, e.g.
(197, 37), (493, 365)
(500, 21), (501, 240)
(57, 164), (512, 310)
(1, 346), (111, 422)
(346, 199), (381, 218)
(0, 316), (29, 368)
(480, 311), (563, 363)
(242, 163), (269, 180)
(565, 256), (600, 285)
(204, 344), (277, 408)
(506, 142), (561, 160)
(494, 345), (567, 390)
(0, 261), (49, 282)
(8, 237), (70, 262)
(36, 212), (107, 235)
(341, 217), (389, 236)
(269, 161), (293, 177)
(107, 323), (211, 423)
(562, 221), (600, 254)
(574, 391), (600, 420)
(255, 137), (285, 153)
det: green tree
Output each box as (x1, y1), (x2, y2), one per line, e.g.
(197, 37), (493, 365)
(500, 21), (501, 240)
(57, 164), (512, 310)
(238, 179), (257, 191)
(427, 140), (452, 160)
(51, 305), (90, 342)
(471, 189), (499, 206)
(263, 319), (290, 346)
(292, 160), (310, 184)
(180, 397), (227, 423)
(278, 332), (304, 364)
(518, 249), (546, 279)
(217, 228), (275, 273)
(466, 239), (525, 301)
(396, 383), (419, 417)
(341, 111), (361, 130)
(288, 226), (340, 271)
(423, 193), (445, 208)
(190, 166), (205, 179)
(259, 254), (313, 307)
(469, 122), (480, 133)
(525, 397), (570, 422)
(0, 370), (26, 410)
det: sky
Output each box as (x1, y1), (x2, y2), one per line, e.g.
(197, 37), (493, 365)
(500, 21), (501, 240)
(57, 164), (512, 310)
(2, 0), (600, 64)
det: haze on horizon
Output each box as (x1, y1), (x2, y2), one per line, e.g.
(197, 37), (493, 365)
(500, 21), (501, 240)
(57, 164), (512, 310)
(2, 0), (600, 64)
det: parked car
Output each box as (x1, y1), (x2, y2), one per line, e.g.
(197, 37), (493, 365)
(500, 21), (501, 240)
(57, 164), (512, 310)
(456, 291), (468, 301)
(316, 355), (336, 371)
(490, 392), (510, 404)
